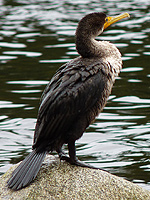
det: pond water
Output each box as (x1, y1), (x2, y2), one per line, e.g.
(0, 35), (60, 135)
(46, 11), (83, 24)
(0, 0), (150, 190)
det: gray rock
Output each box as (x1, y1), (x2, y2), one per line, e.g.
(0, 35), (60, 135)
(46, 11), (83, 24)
(0, 155), (150, 200)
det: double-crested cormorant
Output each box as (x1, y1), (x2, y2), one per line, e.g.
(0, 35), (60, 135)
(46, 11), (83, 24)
(7, 12), (130, 190)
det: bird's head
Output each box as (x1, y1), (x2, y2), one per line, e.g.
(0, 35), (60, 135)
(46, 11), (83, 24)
(75, 12), (130, 58)
(76, 12), (130, 38)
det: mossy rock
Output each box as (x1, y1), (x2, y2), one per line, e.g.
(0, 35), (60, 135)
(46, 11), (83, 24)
(0, 155), (150, 200)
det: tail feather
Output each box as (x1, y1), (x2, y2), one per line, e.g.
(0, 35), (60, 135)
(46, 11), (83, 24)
(12, 152), (40, 189)
(7, 150), (46, 190)
(21, 152), (45, 187)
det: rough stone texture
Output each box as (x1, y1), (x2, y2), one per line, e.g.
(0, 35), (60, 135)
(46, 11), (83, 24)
(0, 155), (150, 200)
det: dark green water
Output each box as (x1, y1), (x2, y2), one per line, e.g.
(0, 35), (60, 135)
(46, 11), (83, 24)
(0, 0), (150, 190)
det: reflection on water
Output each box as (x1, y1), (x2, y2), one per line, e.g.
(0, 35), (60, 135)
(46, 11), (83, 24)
(0, 0), (150, 190)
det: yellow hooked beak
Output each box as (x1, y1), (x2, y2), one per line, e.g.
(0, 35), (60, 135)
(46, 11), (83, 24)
(104, 13), (130, 30)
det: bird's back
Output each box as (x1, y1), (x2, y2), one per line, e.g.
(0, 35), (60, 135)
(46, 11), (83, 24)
(32, 56), (119, 153)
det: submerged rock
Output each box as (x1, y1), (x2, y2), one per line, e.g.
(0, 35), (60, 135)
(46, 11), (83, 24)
(0, 155), (150, 200)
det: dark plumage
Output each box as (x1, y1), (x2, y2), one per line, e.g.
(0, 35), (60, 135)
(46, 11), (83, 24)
(7, 12), (130, 190)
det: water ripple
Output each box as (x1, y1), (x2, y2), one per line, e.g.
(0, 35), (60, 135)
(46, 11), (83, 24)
(3, 51), (42, 57)
(0, 101), (26, 109)
(113, 96), (150, 104)
(0, 0), (150, 189)
(0, 42), (26, 48)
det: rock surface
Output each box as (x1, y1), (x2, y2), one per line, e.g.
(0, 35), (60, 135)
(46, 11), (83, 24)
(0, 155), (150, 200)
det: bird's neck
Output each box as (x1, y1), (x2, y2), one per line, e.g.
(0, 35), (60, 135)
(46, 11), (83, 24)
(75, 34), (122, 76)
(76, 34), (121, 61)
(75, 35), (98, 58)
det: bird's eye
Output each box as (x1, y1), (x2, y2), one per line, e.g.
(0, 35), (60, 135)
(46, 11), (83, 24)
(105, 18), (109, 22)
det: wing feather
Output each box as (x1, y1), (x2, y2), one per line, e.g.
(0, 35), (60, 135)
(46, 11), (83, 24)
(33, 61), (110, 151)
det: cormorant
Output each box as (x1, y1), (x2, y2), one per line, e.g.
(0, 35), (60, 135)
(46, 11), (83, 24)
(7, 12), (130, 190)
